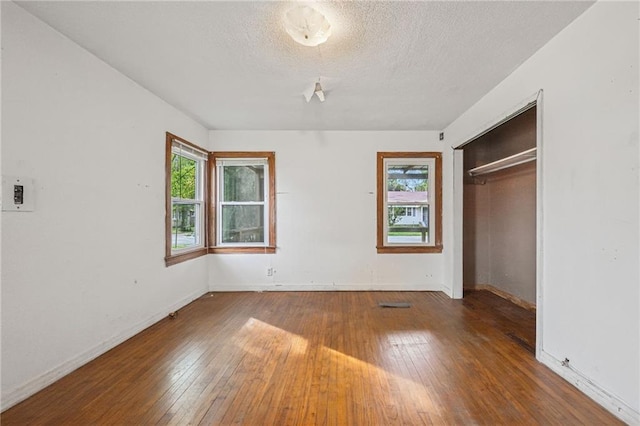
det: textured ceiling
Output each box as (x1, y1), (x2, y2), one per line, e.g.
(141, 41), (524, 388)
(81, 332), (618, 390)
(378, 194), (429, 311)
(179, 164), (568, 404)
(16, 1), (593, 130)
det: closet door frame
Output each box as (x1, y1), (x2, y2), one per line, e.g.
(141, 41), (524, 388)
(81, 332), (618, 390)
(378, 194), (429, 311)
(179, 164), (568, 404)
(451, 90), (543, 359)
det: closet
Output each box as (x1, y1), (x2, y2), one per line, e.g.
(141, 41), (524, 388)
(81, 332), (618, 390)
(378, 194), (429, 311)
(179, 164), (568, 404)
(462, 107), (537, 310)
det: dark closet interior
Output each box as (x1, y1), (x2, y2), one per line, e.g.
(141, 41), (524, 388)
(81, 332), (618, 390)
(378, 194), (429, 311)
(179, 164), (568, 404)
(462, 107), (537, 309)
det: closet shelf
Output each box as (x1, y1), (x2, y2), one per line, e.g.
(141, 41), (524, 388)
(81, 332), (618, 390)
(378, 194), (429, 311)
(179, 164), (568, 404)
(467, 147), (536, 177)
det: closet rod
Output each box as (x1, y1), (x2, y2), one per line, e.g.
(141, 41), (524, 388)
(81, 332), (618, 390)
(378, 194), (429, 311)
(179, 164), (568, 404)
(467, 147), (536, 177)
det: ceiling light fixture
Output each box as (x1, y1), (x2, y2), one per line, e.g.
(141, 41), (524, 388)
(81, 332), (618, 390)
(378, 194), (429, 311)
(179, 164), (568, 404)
(284, 5), (331, 47)
(303, 79), (326, 103)
(313, 81), (325, 102)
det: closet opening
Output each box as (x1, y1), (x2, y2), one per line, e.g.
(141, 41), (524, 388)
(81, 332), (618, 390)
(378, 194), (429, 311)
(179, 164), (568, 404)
(457, 105), (537, 353)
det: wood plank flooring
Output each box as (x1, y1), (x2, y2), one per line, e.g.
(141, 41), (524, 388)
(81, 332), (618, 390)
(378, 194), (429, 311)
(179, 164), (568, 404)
(1, 291), (621, 425)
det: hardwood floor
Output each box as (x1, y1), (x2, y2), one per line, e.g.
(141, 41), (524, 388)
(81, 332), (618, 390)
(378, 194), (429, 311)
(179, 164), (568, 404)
(1, 291), (621, 425)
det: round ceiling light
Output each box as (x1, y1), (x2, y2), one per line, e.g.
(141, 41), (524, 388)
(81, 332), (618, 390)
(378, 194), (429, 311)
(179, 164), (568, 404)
(284, 5), (332, 47)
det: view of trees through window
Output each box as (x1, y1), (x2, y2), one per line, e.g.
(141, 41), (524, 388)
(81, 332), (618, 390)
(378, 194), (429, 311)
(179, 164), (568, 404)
(171, 153), (199, 249)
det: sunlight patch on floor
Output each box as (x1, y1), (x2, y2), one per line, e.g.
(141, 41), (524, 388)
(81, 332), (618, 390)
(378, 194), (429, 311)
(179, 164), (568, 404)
(233, 317), (438, 416)
(234, 317), (309, 358)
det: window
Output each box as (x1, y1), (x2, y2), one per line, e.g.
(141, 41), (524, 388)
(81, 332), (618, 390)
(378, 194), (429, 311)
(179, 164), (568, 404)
(210, 152), (276, 254)
(165, 133), (209, 266)
(377, 152), (442, 253)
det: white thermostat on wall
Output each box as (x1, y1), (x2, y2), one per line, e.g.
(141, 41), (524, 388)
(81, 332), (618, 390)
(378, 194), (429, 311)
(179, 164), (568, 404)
(2, 176), (35, 212)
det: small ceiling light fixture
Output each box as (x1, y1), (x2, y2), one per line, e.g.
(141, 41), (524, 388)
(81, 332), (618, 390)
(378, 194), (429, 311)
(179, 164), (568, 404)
(303, 79), (326, 103)
(284, 5), (332, 47)
(313, 81), (325, 102)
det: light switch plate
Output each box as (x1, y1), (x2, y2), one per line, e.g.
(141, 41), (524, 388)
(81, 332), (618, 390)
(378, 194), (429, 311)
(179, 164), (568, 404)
(2, 176), (35, 211)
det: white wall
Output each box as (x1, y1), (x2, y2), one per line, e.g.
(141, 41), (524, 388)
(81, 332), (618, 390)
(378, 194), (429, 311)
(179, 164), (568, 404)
(208, 131), (450, 292)
(445, 1), (639, 422)
(1, 2), (209, 409)
(4, 0), (636, 420)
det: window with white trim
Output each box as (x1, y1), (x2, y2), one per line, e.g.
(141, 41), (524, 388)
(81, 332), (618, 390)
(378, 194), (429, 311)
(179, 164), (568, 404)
(210, 152), (276, 254)
(217, 158), (268, 245)
(165, 133), (208, 265)
(377, 152), (442, 254)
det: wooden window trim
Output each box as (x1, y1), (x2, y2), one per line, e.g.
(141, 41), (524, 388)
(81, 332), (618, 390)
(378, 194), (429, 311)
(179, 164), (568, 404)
(376, 152), (443, 254)
(209, 151), (276, 254)
(164, 132), (209, 266)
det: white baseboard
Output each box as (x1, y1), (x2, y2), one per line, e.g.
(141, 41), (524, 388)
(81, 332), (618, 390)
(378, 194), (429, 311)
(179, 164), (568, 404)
(1, 289), (207, 412)
(539, 351), (639, 425)
(209, 282), (444, 292)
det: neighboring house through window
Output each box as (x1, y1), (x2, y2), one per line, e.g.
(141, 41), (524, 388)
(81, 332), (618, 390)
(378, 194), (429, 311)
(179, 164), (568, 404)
(377, 152), (442, 253)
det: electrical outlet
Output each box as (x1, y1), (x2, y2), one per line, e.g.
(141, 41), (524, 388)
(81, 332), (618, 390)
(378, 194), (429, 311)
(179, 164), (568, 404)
(266, 267), (273, 277)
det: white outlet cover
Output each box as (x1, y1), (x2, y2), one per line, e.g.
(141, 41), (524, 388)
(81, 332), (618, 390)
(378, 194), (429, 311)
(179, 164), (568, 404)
(2, 176), (35, 212)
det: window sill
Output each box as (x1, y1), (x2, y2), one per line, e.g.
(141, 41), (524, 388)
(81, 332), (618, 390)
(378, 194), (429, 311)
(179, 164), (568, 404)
(376, 245), (443, 254)
(165, 247), (208, 266)
(209, 246), (276, 254)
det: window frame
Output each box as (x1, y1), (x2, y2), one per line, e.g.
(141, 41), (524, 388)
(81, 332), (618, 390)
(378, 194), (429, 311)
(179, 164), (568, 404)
(376, 152), (443, 254)
(165, 132), (209, 266)
(209, 152), (276, 254)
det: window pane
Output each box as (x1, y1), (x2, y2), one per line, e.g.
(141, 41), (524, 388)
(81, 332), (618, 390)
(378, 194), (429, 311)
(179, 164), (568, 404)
(223, 166), (264, 202)
(171, 203), (200, 249)
(386, 164), (429, 244)
(386, 165), (428, 203)
(387, 205), (429, 244)
(171, 154), (197, 199)
(221, 205), (265, 243)
(377, 153), (441, 253)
